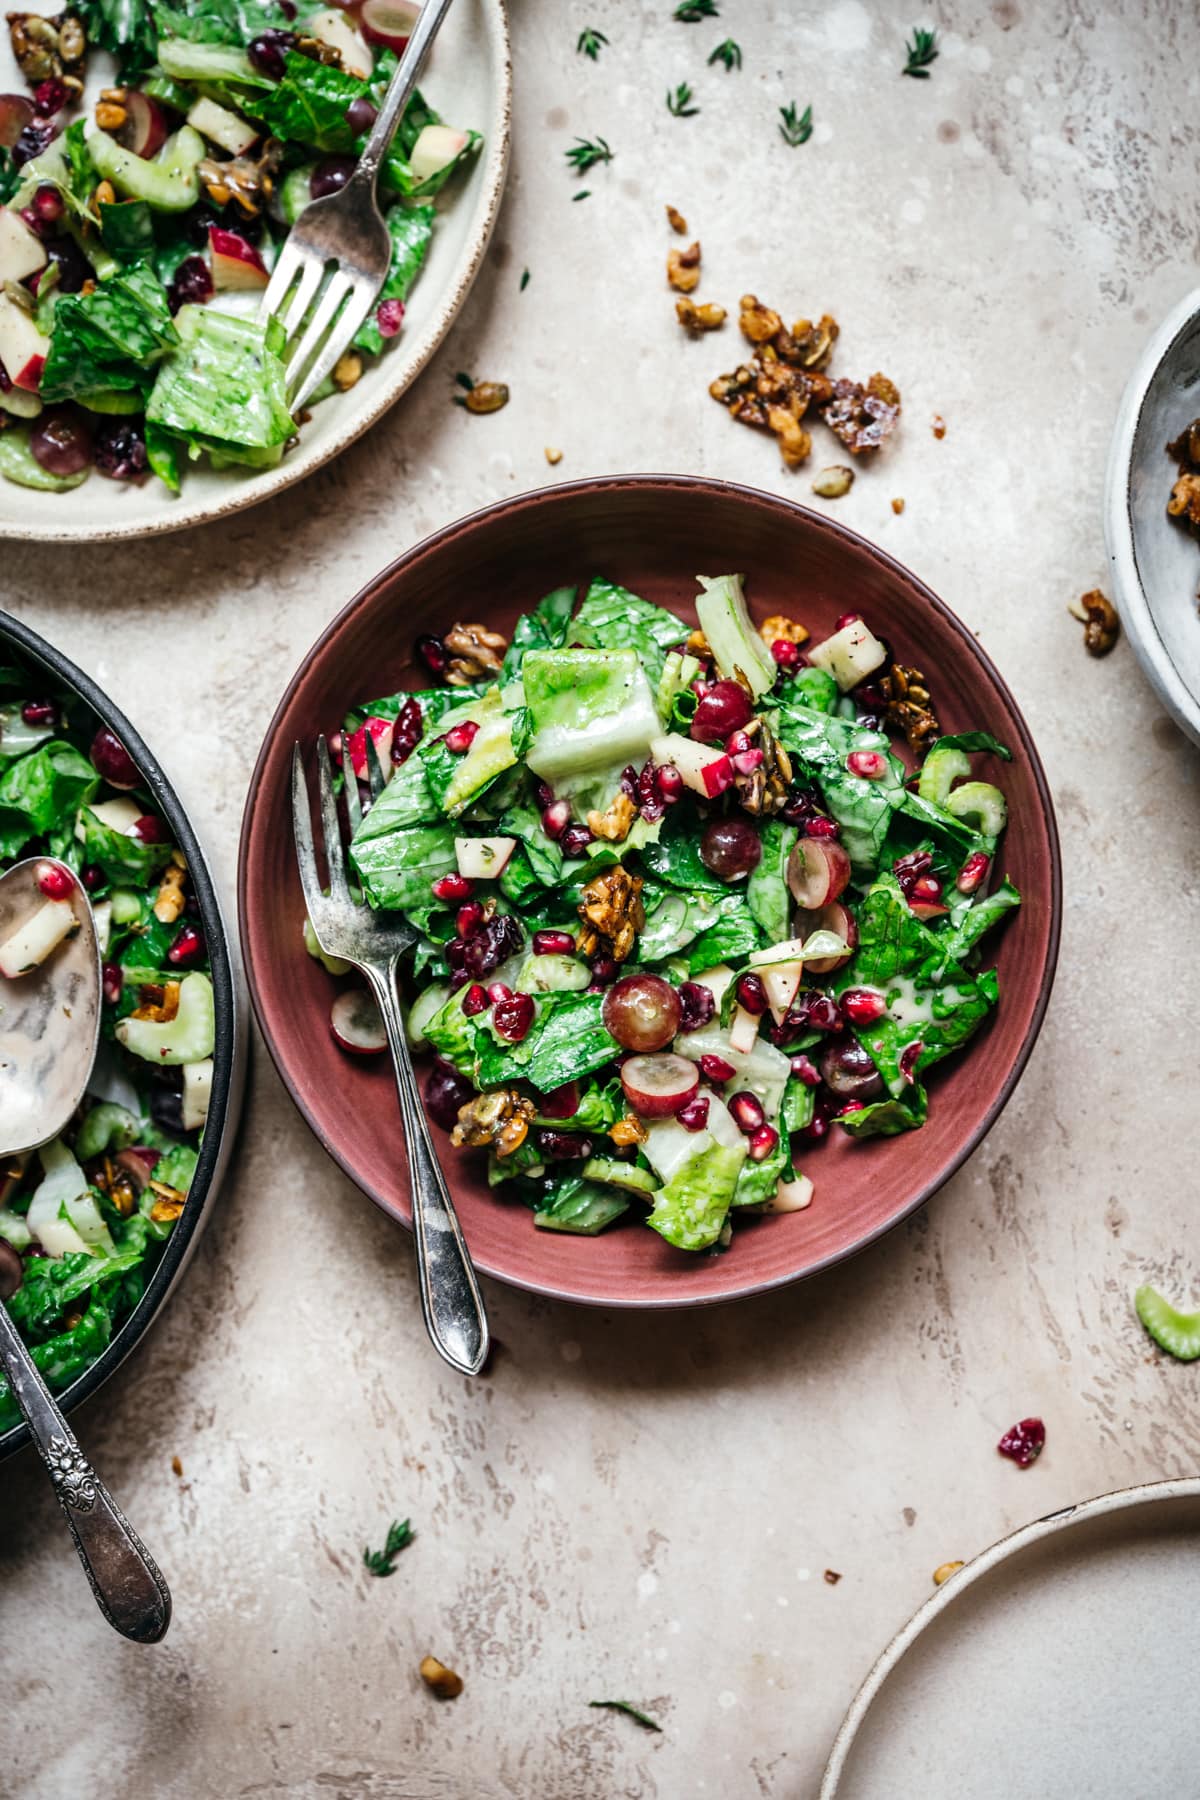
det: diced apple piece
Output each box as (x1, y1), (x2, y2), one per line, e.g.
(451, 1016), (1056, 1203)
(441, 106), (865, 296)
(75, 796), (142, 841)
(187, 97), (259, 157)
(728, 1003), (761, 1055)
(0, 898), (78, 977)
(454, 836), (516, 879)
(0, 205), (47, 283)
(759, 961), (803, 1024)
(807, 618), (888, 692)
(749, 937), (809, 968)
(0, 292), (49, 392)
(410, 123), (469, 183)
(182, 1057), (213, 1130)
(209, 227), (269, 291)
(689, 963), (734, 1008)
(650, 732), (735, 799)
(305, 6), (374, 76)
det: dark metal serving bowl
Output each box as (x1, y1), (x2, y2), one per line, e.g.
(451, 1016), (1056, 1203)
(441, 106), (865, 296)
(0, 609), (244, 1464)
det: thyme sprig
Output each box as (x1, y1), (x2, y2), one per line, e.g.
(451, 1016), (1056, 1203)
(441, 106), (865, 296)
(902, 26), (939, 77)
(565, 135), (613, 173)
(363, 1518), (414, 1578)
(673, 0), (718, 19)
(707, 36), (741, 70)
(576, 27), (607, 59)
(666, 81), (699, 117)
(589, 1700), (663, 1732)
(779, 101), (812, 146)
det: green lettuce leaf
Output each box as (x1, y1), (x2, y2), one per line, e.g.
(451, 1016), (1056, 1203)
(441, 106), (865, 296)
(746, 819), (796, 945)
(774, 701), (906, 871)
(0, 1295), (113, 1430)
(352, 203), (435, 355)
(350, 822), (458, 925)
(0, 740), (99, 853)
(570, 579), (688, 688)
(647, 1137), (744, 1252)
(941, 878), (1021, 964)
(475, 992), (617, 1093)
(41, 261), (176, 403)
(152, 0), (291, 46)
(501, 587), (577, 679)
(147, 304), (294, 465)
(838, 1089), (928, 1138)
(534, 1176), (629, 1235)
(78, 805), (172, 884)
(77, 0), (158, 77)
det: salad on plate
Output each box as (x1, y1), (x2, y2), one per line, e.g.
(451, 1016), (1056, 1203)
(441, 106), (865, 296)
(0, 666), (215, 1428)
(0, 0), (479, 494)
(309, 577), (1021, 1256)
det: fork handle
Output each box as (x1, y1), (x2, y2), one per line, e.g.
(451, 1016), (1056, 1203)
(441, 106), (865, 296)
(365, 961), (490, 1377)
(353, 0), (457, 193)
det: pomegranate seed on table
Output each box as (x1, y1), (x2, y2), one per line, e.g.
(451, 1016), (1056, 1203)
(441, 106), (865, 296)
(834, 611), (862, 630)
(747, 1123), (779, 1160)
(443, 720), (479, 754)
(492, 992), (535, 1042)
(486, 981), (512, 1003)
(728, 1091), (766, 1134)
(847, 750), (888, 780)
(805, 816), (841, 839)
(462, 983), (489, 1016)
(431, 872), (472, 902)
(997, 1417), (1045, 1469)
(541, 799), (572, 839)
(456, 901), (484, 939)
(790, 1054), (822, 1085)
(840, 987), (886, 1026)
(677, 982), (715, 1032)
(676, 1094), (710, 1131)
(35, 861), (73, 899)
(957, 851), (991, 894)
(698, 1053), (736, 1083)
(771, 638), (802, 669)
(167, 923), (205, 967)
(101, 962), (123, 1005)
(532, 929), (576, 956)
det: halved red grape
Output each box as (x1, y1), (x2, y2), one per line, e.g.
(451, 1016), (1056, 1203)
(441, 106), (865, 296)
(819, 1038), (884, 1102)
(699, 818), (762, 881)
(31, 409), (91, 478)
(794, 900), (857, 974)
(787, 836), (851, 909)
(620, 1052), (700, 1119)
(0, 94), (34, 151)
(602, 973), (682, 1053)
(90, 725), (140, 789)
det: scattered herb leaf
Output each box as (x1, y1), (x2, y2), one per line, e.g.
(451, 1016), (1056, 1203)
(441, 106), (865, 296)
(565, 135), (613, 174)
(576, 26), (608, 59)
(902, 26), (939, 78)
(454, 371), (476, 390)
(674, 0), (718, 18)
(667, 82), (700, 117)
(363, 1517), (415, 1577)
(779, 101), (813, 146)
(707, 36), (741, 70)
(573, 189), (591, 201)
(589, 1700), (663, 1731)
(520, 268), (530, 291)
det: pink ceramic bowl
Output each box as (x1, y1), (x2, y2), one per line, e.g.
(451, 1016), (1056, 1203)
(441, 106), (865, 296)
(238, 476), (1061, 1308)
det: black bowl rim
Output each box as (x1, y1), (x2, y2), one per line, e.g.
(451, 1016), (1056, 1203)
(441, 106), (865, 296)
(239, 472), (1063, 1309)
(0, 607), (241, 1460)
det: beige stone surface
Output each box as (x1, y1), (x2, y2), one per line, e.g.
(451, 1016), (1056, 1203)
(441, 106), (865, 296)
(3, 3), (1200, 1795)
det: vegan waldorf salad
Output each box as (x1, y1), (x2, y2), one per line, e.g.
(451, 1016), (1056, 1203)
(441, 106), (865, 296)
(309, 578), (1020, 1255)
(0, 0), (479, 493)
(0, 669), (214, 1428)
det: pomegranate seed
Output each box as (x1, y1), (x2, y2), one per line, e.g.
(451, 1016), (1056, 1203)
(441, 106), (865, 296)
(492, 992), (535, 1042)
(676, 1094), (710, 1132)
(532, 929), (575, 956)
(997, 1417), (1045, 1469)
(431, 872), (472, 902)
(35, 861), (73, 899)
(728, 1091), (766, 1134)
(133, 816), (166, 843)
(736, 972), (768, 1016)
(462, 983), (489, 1016)
(956, 851), (990, 895)
(771, 637), (802, 669)
(802, 1114), (829, 1142)
(657, 763), (683, 802)
(537, 1128), (592, 1161)
(910, 875), (943, 905)
(392, 697), (423, 764)
(805, 816), (841, 839)
(839, 1100), (866, 1116)
(32, 181), (64, 220)
(444, 721), (479, 754)
(589, 955), (617, 986)
(81, 863), (103, 891)
(748, 1123), (779, 1161)
(834, 611), (862, 631)
(840, 987), (885, 1026)
(893, 850), (933, 893)
(414, 633), (447, 677)
(376, 297), (405, 338)
(560, 823), (592, 859)
(486, 981), (513, 1004)
(541, 800), (572, 840)
(534, 780), (556, 809)
(791, 1054), (821, 1085)
(698, 1053), (736, 1083)
(101, 961), (123, 1006)
(167, 923), (205, 967)
(899, 1040), (924, 1084)
(725, 728), (753, 757)
(32, 78), (66, 116)
(456, 901), (484, 938)
(677, 981), (715, 1033)
(21, 700), (56, 726)
(806, 995), (842, 1033)
(847, 750), (888, 780)
(733, 748), (764, 775)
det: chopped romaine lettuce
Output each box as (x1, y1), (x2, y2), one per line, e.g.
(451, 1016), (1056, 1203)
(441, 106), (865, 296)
(352, 204), (435, 356)
(41, 261), (177, 403)
(570, 579), (688, 688)
(146, 304), (295, 469)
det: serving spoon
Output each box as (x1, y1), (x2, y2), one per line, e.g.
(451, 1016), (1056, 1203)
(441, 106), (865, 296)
(0, 857), (172, 1643)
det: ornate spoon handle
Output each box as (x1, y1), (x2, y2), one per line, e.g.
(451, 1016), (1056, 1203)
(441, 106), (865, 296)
(0, 1303), (171, 1642)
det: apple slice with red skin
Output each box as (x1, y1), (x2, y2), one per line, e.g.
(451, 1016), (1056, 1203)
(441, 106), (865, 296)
(650, 732), (735, 799)
(209, 227), (269, 291)
(0, 206), (47, 284)
(345, 715), (394, 780)
(0, 292), (50, 392)
(787, 837), (851, 910)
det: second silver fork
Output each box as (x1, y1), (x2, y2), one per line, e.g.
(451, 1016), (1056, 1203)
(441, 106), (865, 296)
(292, 731), (489, 1377)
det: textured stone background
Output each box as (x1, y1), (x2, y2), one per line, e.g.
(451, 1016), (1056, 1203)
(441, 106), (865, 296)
(3, 2), (1200, 1795)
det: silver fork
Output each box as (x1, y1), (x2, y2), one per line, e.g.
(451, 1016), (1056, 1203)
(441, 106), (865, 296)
(292, 731), (489, 1377)
(260, 0), (455, 411)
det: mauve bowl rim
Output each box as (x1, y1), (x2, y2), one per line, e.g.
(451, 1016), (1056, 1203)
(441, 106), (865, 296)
(237, 471), (1063, 1311)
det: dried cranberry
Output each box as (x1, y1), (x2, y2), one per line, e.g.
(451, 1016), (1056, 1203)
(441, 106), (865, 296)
(101, 961), (123, 1006)
(167, 923), (205, 967)
(619, 763), (639, 798)
(424, 1057), (474, 1129)
(804, 815), (841, 840)
(415, 634), (447, 677)
(32, 78), (66, 117)
(805, 994), (842, 1033)
(462, 982), (488, 1016)
(132, 815), (166, 842)
(247, 27), (296, 77)
(560, 822), (592, 859)
(444, 938), (466, 970)
(997, 1417), (1045, 1469)
(461, 913), (523, 979)
(736, 972), (768, 1016)
(677, 981), (715, 1033)
(46, 235), (94, 294)
(537, 1128), (591, 1161)
(391, 697), (423, 763)
(532, 929), (575, 956)
(893, 850), (933, 895)
(779, 790), (815, 825)
(168, 254), (214, 314)
(492, 992), (535, 1042)
(94, 420), (148, 481)
(431, 872), (472, 902)
(13, 121), (54, 168)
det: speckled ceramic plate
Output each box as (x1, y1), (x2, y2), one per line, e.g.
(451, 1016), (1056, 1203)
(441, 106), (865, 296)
(822, 1478), (1200, 1797)
(238, 476), (1061, 1310)
(0, 0), (510, 543)
(1105, 286), (1200, 745)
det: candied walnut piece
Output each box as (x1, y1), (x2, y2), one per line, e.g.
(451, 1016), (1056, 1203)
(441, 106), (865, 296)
(686, 627), (710, 657)
(667, 241), (702, 293)
(785, 313), (839, 370)
(611, 1113), (648, 1148)
(153, 864), (187, 925)
(759, 613), (809, 647)
(1167, 418), (1200, 469)
(1068, 589), (1120, 658)
(450, 1089), (536, 1157)
(822, 375), (902, 454)
(767, 406), (811, 468)
(666, 204), (688, 233)
(739, 293), (783, 344)
(587, 791), (637, 844)
(131, 980), (181, 1024)
(881, 663), (941, 757)
(419, 1656), (463, 1699)
(577, 865), (644, 964)
(1167, 470), (1200, 532)
(199, 139), (282, 216)
(444, 620), (507, 684)
(676, 296), (726, 336)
